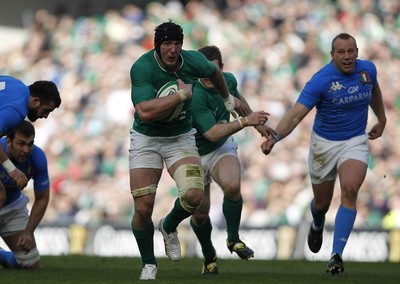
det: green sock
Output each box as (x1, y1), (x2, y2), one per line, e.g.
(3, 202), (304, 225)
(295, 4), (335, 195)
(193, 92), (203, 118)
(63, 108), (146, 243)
(190, 217), (216, 260)
(164, 198), (192, 233)
(132, 221), (157, 267)
(223, 196), (243, 242)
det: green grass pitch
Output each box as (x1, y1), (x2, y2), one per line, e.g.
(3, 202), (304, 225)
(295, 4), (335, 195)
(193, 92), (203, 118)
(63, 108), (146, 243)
(1, 256), (399, 284)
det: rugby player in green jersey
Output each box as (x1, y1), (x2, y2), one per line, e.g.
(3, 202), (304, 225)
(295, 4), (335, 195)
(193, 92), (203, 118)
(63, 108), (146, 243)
(129, 20), (247, 280)
(190, 45), (273, 274)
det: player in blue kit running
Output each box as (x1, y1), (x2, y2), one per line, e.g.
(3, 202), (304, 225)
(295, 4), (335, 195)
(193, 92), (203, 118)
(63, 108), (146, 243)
(0, 76), (61, 208)
(0, 121), (50, 269)
(261, 33), (386, 275)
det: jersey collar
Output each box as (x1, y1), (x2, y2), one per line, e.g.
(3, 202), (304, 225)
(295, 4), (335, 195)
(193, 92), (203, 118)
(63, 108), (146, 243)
(153, 51), (184, 73)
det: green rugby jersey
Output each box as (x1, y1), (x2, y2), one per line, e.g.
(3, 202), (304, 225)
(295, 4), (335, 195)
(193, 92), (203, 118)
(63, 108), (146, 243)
(130, 49), (217, 137)
(192, 72), (240, 155)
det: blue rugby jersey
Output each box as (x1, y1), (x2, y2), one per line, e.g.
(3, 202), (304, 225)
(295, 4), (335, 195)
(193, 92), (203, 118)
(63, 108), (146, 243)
(297, 59), (376, 141)
(0, 138), (49, 205)
(0, 75), (30, 134)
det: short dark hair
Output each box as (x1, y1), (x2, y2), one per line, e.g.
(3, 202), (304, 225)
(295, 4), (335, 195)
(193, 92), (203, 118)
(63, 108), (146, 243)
(7, 120), (35, 140)
(29, 81), (62, 107)
(154, 20), (184, 55)
(198, 45), (223, 68)
(331, 33), (357, 52)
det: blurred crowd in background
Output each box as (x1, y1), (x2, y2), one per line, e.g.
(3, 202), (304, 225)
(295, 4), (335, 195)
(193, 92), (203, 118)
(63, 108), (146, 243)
(0, 0), (399, 230)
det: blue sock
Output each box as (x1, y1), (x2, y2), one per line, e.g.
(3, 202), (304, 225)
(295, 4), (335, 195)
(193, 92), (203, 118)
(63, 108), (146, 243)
(0, 248), (18, 269)
(310, 199), (326, 229)
(332, 205), (357, 256)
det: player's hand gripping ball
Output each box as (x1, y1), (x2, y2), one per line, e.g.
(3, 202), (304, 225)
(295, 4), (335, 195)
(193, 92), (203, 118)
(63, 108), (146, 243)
(156, 81), (184, 122)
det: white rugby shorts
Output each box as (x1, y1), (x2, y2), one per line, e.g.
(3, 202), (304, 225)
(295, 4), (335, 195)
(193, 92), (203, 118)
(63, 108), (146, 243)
(201, 136), (238, 185)
(0, 195), (29, 236)
(308, 131), (368, 184)
(129, 128), (199, 170)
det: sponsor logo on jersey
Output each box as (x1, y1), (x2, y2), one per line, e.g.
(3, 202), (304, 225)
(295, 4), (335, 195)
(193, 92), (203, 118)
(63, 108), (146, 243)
(332, 91), (371, 105)
(212, 107), (218, 117)
(328, 81), (346, 93)
(347, 85), (359, 94)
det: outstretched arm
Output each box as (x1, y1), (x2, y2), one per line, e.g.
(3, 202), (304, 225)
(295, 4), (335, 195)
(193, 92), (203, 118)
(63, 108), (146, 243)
(203, 110), (269, 142)
(261, 102), (310, 155)
(236, 94), (274, 137)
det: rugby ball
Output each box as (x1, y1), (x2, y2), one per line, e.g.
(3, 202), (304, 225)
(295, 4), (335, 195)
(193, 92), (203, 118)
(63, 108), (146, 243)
(156, 81), (184, 122)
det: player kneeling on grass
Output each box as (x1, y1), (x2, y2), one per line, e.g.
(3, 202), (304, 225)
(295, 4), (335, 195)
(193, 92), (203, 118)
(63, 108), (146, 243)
(0, 120), (50, 269)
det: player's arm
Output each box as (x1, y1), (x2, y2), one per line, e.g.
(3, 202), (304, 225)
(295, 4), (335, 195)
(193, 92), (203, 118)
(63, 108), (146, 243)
(208, 67), (229, 99)
(25, 189), (49, 234)
(208, 68), (247, 116)
(203, 110), (268, 142)
(261, 102), (310, 155)
(133, 80), (192, 122)
(0, 129), (11, 163)
(0, 132), (28, 189)
(0, 142), (9, 164)
(17, 147), (50, 251)
(131, 61), (192, 122)
(236, 94), (274, 137)
(17, 189), (49, 251)
(135, 90), (184, 122)
(17, 148), (50, 250)
(274, 102), (310, 139)
(368, 81), (386, 140)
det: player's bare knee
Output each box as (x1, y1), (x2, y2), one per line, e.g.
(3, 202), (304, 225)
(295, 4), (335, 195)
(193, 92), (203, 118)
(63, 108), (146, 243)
(313, 197), (331, 212)
(14, 248), (40, 269)
(222, 179), (240, 193)
(342, 186), (359, 200)
(314, 202), (330, 213)
(173, 164), (204, 213)
(134, 203), (153, 218)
